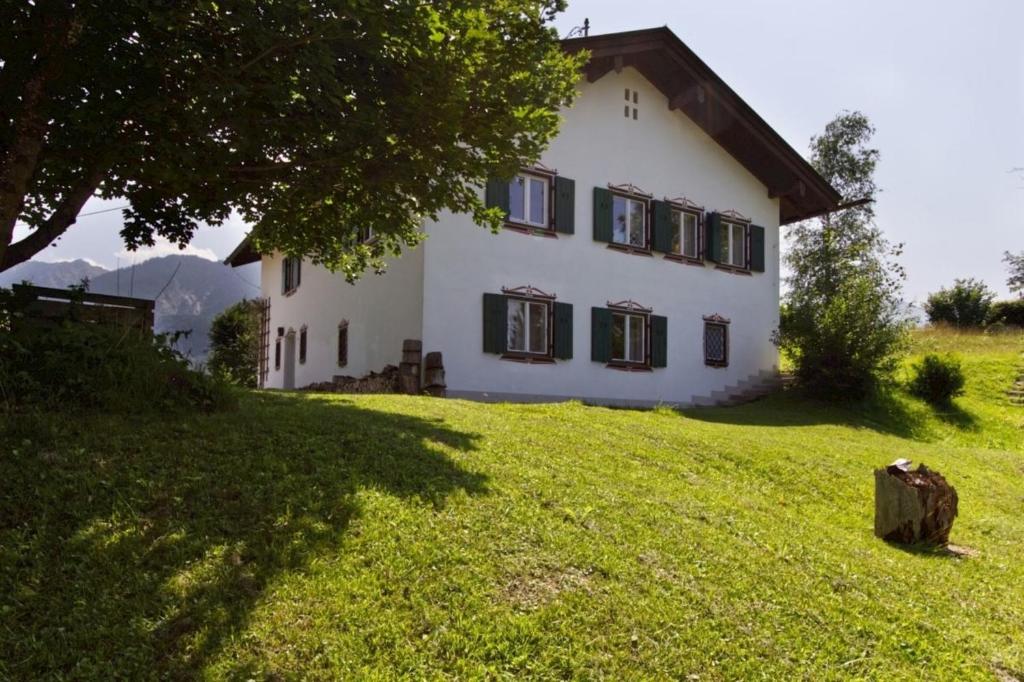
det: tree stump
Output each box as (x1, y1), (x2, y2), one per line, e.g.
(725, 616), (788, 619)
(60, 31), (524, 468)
(423, 351), (446, 397)
(874, 461), (958, 545)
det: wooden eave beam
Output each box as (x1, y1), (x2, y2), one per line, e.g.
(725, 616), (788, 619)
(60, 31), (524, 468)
(668, 84), (705, 111)
(769, 179), (806, 200)
(584, 58), (614, 83)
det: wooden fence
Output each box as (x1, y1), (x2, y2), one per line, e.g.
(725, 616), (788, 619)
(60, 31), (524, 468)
(11, 284), (155, 333)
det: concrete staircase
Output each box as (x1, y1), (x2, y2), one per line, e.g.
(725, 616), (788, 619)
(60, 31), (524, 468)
(1008, 368), (1024, 405)
(689, 369), (787, 407)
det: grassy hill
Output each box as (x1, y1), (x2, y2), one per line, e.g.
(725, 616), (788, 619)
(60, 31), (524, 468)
(2, 330), (1022, 679)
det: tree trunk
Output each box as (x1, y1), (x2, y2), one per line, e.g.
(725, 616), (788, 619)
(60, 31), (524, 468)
(0, 9), (82, 268)
(874, 463), (958, 545)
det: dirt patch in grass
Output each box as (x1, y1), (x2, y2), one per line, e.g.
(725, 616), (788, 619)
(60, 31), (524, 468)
(503, 564), (595, 611)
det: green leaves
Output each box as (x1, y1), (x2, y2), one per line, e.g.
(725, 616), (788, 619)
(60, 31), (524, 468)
(1, 1), (584, 279)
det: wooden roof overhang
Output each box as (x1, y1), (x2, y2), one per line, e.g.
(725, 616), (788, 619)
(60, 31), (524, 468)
(562, 27), (841, 224)
(224, 235), (259, 267)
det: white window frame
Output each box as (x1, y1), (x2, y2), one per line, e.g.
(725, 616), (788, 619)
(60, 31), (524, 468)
(506, 297), (550, 355)
(612, 194), (647, 248)
(672, 209), (701, 259)
(357, 225), (375, 243)
(720, 220), (748, 268)
(612, 312), (646, 364)
(507, 173), (550, 229)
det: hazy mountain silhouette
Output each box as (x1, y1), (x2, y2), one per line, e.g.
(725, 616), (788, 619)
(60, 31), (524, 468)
(2, 255), (261, 360)
(0, 258), (108, 289)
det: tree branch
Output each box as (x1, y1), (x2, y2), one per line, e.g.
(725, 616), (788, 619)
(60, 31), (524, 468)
(1, 161), (108, 271)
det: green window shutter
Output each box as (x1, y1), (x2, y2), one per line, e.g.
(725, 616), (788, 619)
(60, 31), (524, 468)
(651, 200), (672, 253)
(485, 179), (510, 218)
(650, 315), (668, 368)
(749, 224), (766, 272)
(705, 211), (721, 263)
(281, 259), (287, 295)
(553, 176), (575, 234)
(295, 258), (301, 288)
(482, 293), (508, 354)
(593, 187), (613, 243)
(591, 307), (612, 362)
(553, 302), (573, 359)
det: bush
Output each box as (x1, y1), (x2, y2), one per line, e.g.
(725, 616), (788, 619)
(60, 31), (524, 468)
(985, 299), (1024, 327)
(207, 299), (262, 388)
(908, 353), (966, 405)
(0, 287), (235, 414)
(924, 278), (994, 327)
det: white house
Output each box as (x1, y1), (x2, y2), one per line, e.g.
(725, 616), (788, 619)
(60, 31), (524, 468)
(226, 27), (840, 407)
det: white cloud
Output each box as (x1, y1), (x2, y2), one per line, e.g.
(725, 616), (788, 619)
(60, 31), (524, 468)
(41, 256), (107, 268)
(115, 237), (218, 264)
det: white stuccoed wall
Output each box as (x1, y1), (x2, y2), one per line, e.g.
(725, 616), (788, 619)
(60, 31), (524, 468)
(258, 66), (783, 404)
(261, 247), (424, 389)
(420, 67), (781, 406)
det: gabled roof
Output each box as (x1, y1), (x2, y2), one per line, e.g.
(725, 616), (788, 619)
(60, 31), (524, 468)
(562, 27), (841, 224)
(228, 26), (838, 267)
(224, 234), (259, 267)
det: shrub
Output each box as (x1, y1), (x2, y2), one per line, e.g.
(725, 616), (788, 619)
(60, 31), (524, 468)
(908, 353), (966, 405)
(924, 278), (994, 327)
(985, 299), (1024, 327)
(208, 299), (262, 388)
(0, 287), (235, 414)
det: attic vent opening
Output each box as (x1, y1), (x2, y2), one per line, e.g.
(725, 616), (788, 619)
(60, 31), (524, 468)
(624, 88), (638, 120)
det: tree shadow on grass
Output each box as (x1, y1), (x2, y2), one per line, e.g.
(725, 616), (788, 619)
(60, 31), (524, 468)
(680, 390), (934, 440)
(928, 400), (980, 431)
(0, 392), (487, 679)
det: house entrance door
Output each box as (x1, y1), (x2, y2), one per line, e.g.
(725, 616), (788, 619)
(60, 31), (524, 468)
(283, 331), (296, 389)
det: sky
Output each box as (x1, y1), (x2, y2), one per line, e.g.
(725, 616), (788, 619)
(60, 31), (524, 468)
(13, 0), (1024, 304)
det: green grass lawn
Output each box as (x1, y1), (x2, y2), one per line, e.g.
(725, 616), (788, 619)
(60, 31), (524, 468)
(2, 329), (1023, 679)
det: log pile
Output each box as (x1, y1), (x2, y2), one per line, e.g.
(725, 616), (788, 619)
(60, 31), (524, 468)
(303, 365), (401, 394)
(299, 339), (448, 398)
(874, 460), (958, 545)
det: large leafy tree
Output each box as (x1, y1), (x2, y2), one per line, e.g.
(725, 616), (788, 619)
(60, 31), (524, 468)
(0, 1), (583, 277)
(778, 111), (909, 398)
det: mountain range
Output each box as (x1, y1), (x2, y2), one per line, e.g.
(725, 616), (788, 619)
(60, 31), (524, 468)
(0, 255), (261, 360)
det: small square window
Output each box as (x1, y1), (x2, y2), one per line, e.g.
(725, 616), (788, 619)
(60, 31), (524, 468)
(507, 174), (549, 228)
(704, 322), (728, 367)
(612, 195), (647, 248)
(506, 298), (550, 356)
